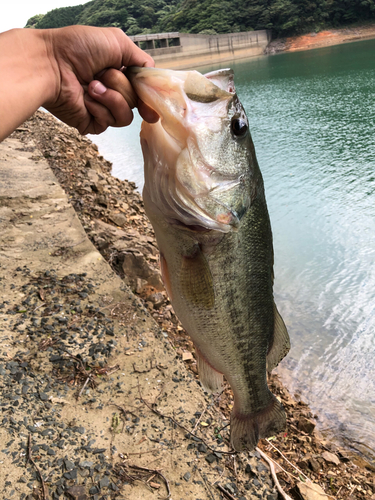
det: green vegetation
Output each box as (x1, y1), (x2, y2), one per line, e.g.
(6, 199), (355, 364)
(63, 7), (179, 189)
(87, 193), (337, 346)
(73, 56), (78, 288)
(25, 0), (375, 37)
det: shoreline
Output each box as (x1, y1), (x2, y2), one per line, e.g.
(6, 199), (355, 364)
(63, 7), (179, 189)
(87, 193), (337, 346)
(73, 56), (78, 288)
(12, 110), (374, 499)
(266, 23), (375, 55)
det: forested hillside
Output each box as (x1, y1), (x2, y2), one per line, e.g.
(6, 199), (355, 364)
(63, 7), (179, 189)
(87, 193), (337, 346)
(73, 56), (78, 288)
(25, 0), (375, 38)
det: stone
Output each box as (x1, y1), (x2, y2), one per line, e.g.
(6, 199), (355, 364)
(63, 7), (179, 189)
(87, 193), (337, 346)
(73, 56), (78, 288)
(297, 481), (328, 500)
(121, 251), (163, 290)
(66, 485), (87, 500)
(99, 476), (110, 489)
(321, 451), (340, 465)
(309, 457), (321, 472)
(183, 472), (191, 482)
(205, 453), (216, 464)
(297, 416), (316, 434)
(108, 212), (127, 227)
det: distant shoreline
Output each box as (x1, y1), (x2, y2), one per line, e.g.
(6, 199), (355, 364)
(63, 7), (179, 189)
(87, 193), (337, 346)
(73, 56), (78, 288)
(266, 23), (375, 55)
(152, 24), (375, 70)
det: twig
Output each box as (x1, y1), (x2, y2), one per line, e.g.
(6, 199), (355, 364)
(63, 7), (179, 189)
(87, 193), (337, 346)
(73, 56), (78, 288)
(129, 464), (171, 500)
(259, 446), (299, 482)
(77, 374), (92, 399)
(111, 403), (140, 422)
(214, 422), (230, 434)
(217, 484), (236, 500)
(26, 434), (49, 500)
(122, 449), (160, 457)
(198, 471), (217, 500)
(191, 406), (207, 433)
(138, 384), (236, 456)
(265, 438), (310, 481)
(133, 361), (156, 373)
(60, 348), (86, 371)
(256, 447), (293, 500)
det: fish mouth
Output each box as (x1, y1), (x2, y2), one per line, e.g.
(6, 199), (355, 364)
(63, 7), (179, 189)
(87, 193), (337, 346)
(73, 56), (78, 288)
(127, 67), (244, 232)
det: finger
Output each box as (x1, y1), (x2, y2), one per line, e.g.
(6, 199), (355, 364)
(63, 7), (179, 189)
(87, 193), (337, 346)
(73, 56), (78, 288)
(82, 94), (116, 135)
(98, 69), (137, 109)
(138, 99), (159, 124)
(88, 80), (134, 128)
(98, 69), (158, 122)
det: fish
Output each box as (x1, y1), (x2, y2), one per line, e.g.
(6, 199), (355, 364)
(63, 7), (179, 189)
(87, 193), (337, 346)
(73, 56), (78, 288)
(127, 66), (290, 451)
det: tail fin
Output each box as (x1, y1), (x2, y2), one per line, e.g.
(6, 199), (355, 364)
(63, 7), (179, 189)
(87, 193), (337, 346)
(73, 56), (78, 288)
(230, 395), (286, 451)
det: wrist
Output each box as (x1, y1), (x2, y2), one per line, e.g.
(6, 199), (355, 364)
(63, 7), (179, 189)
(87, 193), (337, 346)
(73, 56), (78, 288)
(0, 28), (60, 140)
(30, 29), (61, 106)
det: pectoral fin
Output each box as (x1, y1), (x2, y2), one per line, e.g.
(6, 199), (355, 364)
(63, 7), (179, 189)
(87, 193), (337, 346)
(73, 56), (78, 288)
(180, 246), (215, 310)
(266, 302), (290, 372)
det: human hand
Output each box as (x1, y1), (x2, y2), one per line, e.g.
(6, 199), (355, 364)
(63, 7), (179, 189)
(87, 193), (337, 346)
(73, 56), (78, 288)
(43, 25), (159, 135)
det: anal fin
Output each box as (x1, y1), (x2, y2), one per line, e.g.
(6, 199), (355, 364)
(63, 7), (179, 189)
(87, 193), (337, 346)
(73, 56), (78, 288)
(195, 346), (224, 393)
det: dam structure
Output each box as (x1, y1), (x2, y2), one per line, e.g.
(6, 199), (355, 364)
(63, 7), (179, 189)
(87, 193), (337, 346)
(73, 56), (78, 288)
(129, 30), (271, 69)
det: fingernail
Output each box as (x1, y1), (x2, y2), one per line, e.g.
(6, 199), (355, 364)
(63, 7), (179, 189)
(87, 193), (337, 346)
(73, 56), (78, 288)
(93, 81), (107, 95)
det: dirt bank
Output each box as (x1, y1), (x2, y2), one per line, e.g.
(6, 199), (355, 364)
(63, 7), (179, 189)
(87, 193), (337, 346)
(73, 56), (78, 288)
(1, 110), (374, 500)
(266, 23), (375, 55)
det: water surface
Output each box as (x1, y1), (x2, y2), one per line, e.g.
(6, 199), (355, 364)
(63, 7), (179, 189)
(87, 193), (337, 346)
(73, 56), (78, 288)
(90, 39), (375, 460)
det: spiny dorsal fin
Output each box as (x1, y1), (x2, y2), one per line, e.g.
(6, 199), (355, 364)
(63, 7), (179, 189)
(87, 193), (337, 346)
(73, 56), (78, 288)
(266, 302), (290, 372)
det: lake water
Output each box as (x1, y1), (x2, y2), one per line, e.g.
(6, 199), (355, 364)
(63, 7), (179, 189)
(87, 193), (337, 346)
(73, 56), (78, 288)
(90, 39), (375, 461)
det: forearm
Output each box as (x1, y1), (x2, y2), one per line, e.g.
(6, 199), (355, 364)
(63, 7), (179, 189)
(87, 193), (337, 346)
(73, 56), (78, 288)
(0, 29), (58, 141)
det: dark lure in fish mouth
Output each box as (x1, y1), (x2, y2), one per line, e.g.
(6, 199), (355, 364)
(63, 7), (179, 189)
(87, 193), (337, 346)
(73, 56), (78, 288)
(128, 66), (290, 452)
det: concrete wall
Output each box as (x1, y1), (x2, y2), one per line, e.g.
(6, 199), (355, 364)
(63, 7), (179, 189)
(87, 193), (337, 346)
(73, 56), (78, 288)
(129, 31), (271, 69)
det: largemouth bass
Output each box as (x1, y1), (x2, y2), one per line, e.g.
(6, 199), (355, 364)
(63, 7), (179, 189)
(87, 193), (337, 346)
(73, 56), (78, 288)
(128, 67), (290, 451)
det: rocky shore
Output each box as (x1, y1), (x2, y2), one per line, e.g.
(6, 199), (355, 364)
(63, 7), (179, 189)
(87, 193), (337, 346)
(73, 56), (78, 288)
(0, 110), (373, 500)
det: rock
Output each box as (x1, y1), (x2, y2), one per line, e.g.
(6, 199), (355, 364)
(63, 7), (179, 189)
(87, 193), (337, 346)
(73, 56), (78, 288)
(183, 472), (191, 481)
(121, 251), (163, 291)
(182, 351), (193, 361)
(66, 485), (87, 500)
(96, 195), (108, 207)
(321, 451), (340, 465)
(298, 416), (316, 434)
(309, 457), (321, 472)
(108, 212), (127, 227)
(205, 453), (216, 464)
(146, 292), (165, 309)
(86, 169), (99, 184)
(85, 158), (102, 173)
(297, 481), (328, 500)
(93, 219), (128, 242)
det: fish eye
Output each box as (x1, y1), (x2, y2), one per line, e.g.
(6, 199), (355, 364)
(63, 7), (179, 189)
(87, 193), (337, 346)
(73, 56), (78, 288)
(231, 118), (248, 137)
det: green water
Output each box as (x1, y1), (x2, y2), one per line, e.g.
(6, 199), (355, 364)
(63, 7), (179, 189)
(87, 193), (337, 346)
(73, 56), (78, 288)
(91, 39), (375, 460)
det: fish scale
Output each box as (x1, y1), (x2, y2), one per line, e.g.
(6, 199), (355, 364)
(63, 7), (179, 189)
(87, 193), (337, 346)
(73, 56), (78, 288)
(127, 66), (291, 451)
